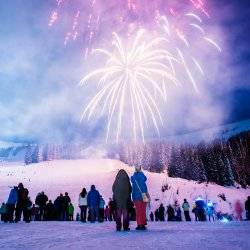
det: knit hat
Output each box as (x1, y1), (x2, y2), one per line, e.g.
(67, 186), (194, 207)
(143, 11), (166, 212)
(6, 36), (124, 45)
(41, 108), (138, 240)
(135, 165), (141, 172)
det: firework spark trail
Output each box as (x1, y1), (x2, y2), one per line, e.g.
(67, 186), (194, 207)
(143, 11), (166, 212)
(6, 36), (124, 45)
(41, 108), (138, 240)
(80, 30), (179, 142)
(47, 0), (221, 142)
(48, 0), (211, 53)
(159, 10), (221, 94)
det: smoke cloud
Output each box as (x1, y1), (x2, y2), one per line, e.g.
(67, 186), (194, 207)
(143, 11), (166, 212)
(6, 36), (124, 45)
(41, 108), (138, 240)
(0, 0), (249, 143)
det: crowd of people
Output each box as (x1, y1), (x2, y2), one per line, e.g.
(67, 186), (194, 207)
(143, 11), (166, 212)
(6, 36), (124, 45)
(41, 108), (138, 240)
(151, 198), (223, 222)
(0, 166), (250, 231)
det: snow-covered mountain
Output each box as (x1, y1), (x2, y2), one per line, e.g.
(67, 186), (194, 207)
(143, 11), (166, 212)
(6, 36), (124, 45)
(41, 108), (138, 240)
(0, 159), (249, 217)
(0, 141), (26, 162)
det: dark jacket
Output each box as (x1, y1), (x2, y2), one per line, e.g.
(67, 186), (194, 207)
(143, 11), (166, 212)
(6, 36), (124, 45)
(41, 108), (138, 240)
(131, 171), (147, 201)
(245, 198), (250, 211)
(167, 205), (175, 221)
(54, 195), (64, 211)
(87, 185), (100, 207)
(17, 187), (29, 204)
(35, 193), (48, 207)
(159, 205), (165, 220)
(195, 199), (206, 210)
(63, 195), (71, 208)
(112, 169), (132, 209)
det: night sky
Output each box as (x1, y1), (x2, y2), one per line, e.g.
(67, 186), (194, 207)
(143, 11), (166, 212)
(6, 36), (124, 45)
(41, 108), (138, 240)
(0, 0), (249, 143)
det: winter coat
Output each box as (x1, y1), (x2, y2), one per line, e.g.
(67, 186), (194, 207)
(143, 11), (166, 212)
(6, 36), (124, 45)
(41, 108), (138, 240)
(7, 188), (18, 204)
(131, 171), (147, 201)
(31, 206), (39, 216)
(87, 185), (100, 207)
(158, 205), (165, 219)
(26, 199), (33, 210)
(0, 204), (7, 214)
(235, 201), (243, 214)
(35, 193), (48, 207)
(17, 187), (29, 204)
(104, 207), (110, 217)
(108, 200), (115, 212)
(245, 198), (250, 211)
(167, 206), (175, 220)
(54, 196), (64, 211)
(195, 199), (206, 210)
(63, 195), (71, 207)
(112, 169), (132, 209)
(68, 204), (74, 215)
(78, 195), (87, 206)
(99, 197), (105, 209)
(176, 207), (182, 221)
(182, 202), (190, 211)
(206, 205), (214, 216)
(46, 202), (54, 212)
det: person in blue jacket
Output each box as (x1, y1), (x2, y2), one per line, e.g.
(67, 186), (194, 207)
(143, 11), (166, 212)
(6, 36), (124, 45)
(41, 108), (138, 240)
(87, 185), (100, 223)
(6, 186), (18, 222)
(131, 165), (149, 230)
(206, 200), (215, 221)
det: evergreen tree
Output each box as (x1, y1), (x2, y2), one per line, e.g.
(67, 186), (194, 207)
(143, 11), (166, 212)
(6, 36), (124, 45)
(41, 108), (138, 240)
(24, 145), (33, 165)
(31, 145), (39, 163)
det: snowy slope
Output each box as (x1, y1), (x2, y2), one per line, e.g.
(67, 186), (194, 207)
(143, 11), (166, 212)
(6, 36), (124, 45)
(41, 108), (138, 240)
(0, 140), (26, 162)
(0, 159), (249, 216)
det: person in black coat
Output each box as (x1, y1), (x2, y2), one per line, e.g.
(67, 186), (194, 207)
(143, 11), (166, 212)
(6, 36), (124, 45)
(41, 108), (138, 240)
(54, 194), (64, 221)
(35, 191), (48, 221)
(150, 211), (154, 222)
(24, 197), (32, 223)
(167, 205), (175, 221)
(128, 201), (136, 221)
(15, 183), (29, 222)
(63, 192), (71, 221)
(154, 209), (159, 221)
(45, 200), (55, 221)
(108, 198), (116, 221)
(195, 198), (206, 221)
(112, 169), (132, 231)
(158, 204), (165, 221)
(245, 196), (250, 220)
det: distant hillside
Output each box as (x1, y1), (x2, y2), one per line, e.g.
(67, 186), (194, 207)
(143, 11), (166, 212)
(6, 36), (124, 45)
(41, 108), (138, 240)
(0, 120), (249, 187)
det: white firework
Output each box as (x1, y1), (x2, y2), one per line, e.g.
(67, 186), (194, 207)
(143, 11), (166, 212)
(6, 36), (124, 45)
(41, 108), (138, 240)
(80, 30), (179, 143)
(160, 13), (221, 93)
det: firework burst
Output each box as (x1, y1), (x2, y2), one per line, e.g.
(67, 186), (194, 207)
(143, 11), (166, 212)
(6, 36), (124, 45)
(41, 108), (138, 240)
(48, 0), (221, 142)
(80, 30), (179, 143)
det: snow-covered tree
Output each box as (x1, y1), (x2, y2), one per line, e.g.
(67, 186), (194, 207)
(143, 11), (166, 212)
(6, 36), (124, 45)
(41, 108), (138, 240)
(25, 145), (33, 165)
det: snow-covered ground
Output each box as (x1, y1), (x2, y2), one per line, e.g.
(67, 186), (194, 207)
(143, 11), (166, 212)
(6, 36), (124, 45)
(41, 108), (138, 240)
(0, 159), (249, 216)
(0, 221), (249, 250)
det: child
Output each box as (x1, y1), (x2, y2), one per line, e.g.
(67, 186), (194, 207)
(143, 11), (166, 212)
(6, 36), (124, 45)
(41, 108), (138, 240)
(0, 203), (7, 222)
(104, 206), (110, 221)
(76, 213), (80, 221)
(68, 203), (74, 221)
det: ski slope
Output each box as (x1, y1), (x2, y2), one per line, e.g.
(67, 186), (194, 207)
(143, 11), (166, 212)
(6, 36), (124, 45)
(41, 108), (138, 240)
(0, 159), (249, 216)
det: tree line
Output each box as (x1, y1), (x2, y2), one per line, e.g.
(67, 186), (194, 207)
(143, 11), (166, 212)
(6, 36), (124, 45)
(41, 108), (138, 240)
(21, 131), (250, 188)
(119, 131), (250, 188)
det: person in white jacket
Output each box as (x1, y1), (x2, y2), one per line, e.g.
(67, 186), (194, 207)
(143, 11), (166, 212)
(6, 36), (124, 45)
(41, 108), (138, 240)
(79, 188), (88, 222)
